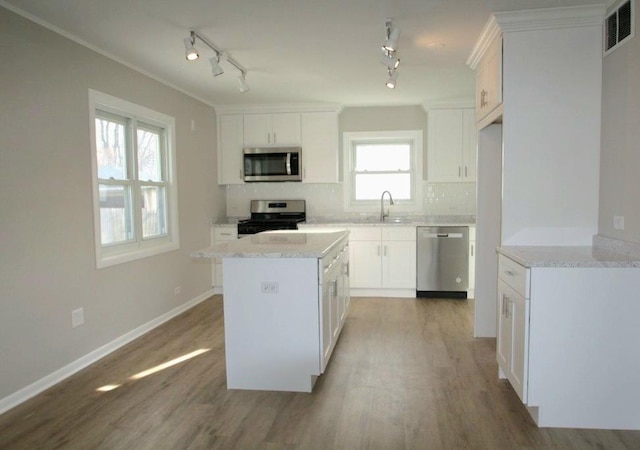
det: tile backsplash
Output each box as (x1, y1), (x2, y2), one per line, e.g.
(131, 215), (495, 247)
(226, 182), (476, 218)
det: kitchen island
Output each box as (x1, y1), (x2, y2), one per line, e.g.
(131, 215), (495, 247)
(192, 230), (350, 392)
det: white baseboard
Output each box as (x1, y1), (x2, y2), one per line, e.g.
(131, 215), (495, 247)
(0, 289), (215, 416)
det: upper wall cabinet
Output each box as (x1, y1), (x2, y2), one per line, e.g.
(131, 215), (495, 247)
(243, 113), (301, 147)
(472, 32), (503, 126)
(301, 112), (339, 183)
(217, 108), (341, 185)
(427, 108), (477, 182)
(218, 114), (245, 185)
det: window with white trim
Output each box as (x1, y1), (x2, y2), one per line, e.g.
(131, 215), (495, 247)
(343, 130), (423, 213)
(89, 90), (179, 268)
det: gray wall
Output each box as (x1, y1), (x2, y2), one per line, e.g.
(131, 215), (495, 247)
(599, 5), (640, 243)
(0, 8), (224, 402)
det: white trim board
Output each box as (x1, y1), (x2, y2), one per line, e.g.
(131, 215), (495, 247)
(0, 289), (215, 415)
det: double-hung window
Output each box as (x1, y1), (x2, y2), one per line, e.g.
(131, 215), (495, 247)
(89, 90), (178, 268)
(343, 130), (423, 212)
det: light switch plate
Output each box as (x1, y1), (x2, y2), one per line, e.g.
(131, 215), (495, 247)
(613, 216), (625, 230)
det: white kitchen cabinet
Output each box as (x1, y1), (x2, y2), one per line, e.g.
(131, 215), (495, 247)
(474, 32), (502, 125)
(349, 226), (416, 296)
(217, 115), (245, 185)
(468, 226), (476, 298)
(243, 113), (300, 147)
(301, 112), (339, 183)
(496, 254), (530, 403)
(211, 227), (238, 291)
(427, 108), (477, 182)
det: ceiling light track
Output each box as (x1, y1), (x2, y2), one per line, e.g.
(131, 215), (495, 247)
(380, 20), (400, 89)
(184, 30), (249, 93)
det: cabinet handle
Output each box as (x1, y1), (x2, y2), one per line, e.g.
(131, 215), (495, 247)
(274, 132), (277, 143)
(504, 270), (515, 277)
(333, 280), (338, 296)
(465, 166), (468, 178)
(480, 89), (488, 108)
(377, 245), (381, 257)
(458, 166), (462, 177)
(383, 245), (387, 257)
(470, 244), (474, 257)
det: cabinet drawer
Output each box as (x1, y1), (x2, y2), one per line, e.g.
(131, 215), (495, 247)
(213, 227), (238, 241)
(382, 226), (416, 241)
(348, 227), (382, 241)
(498, 254), (529, 298)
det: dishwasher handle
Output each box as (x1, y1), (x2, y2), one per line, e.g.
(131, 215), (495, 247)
(420, 232), (464, 239)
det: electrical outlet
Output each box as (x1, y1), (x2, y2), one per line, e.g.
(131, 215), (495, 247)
(261, 281), (279, 294)
(72, 308), (84, 328)
(174, 286), (181, 296)
(613, 216), (625, 230)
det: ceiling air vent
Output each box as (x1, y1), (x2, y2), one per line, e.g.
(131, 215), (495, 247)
(604, 0), (635, 55)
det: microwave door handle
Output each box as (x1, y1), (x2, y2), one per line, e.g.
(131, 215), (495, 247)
(286, 152), (292, 175)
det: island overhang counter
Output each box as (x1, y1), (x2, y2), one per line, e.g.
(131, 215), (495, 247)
(192, 230), (350, 392)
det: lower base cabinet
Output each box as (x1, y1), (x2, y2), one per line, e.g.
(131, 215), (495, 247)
(496, 253), (640, 429)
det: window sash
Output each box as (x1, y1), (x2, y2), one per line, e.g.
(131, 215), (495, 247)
(90, 90), (177, 268)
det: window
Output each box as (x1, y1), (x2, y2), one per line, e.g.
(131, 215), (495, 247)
(89, 90), (178, 268)
(343, 130), (423, 213)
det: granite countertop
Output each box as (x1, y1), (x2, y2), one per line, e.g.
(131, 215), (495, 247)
(192, 230), (349, 259)
(498, 237), (640, 269)
(211, 215), (476, 227)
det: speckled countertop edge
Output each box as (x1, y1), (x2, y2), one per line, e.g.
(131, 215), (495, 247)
(192, 230), (349, 259)
(498, 236), (640, 268)
(211, 215), (476, 227)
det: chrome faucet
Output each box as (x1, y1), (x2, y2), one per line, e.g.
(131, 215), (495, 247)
(380, 190), (394, 222)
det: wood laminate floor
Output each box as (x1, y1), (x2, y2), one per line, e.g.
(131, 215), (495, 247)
(1, 296), (639, 449)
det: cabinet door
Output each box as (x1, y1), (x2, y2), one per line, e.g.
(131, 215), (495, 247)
(427, 109), (464, 182)
(497, 279), (529, 403)
(349, 241), (382, 288)
(271, 113), (300, 145)
(301, 112), (339, 183)
(462, 109), (477, 182)
(468, 227), (476, 298)
(475, 34), (502, 123)
(496, 279), (512, 376)
(383, 240), (416, 288)
(321, 269), (333, 370)
(218, 115), (245, 185)
(243, 114), (272, 147)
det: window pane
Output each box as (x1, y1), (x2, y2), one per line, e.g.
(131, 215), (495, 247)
(355, 144), (410, 171)
(137, 127), (163, 182)
(99, 184), (133, 245)
(355, 173), (411, 200)
(95, 116), (127, 180)
(141, 185), (167, 239)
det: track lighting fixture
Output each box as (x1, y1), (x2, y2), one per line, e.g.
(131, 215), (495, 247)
(380, 20), (400, 89)
(382, 20), (401, 52)
(385, 69), (399, 89)
(209, 54), (224, 76)
(238, 72), (250, 93)
(183, 30), (249, 93)
(184, 31), (199, 61)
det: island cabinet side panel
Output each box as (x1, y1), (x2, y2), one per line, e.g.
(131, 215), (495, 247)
(527, 267), (640, 429)
(222, 257), (321, 392)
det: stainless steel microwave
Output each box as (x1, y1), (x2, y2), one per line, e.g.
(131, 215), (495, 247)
(243, 147), (302, 182)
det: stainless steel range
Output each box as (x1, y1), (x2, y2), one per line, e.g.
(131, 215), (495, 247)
(237, 200), (306, 237)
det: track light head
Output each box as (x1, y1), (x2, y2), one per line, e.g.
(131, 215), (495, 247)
(184, 32), (199, 61)
(385, 69), (399, 89)
(382, 21), (400, 52)
(379, 51), (400, 69)
(238, 73), (250, 93)
(209, 55), (224, 76)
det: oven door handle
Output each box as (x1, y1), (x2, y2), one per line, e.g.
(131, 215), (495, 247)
(286, 152), (292, 175)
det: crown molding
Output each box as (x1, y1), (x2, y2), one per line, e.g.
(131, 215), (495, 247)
(421, 99), (474, 111)
(466, 4), (606, 69)
(214, 103), (344, 115)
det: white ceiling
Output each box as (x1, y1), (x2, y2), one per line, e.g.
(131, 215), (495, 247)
(2, 0), (603, 108)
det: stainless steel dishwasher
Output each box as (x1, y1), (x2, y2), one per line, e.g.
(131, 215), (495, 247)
(416, 226), (469, 299)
